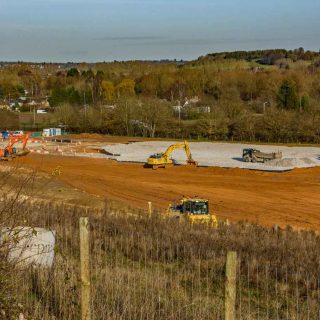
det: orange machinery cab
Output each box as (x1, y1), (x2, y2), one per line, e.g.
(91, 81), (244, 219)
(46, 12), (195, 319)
(0, 133), (29, 160)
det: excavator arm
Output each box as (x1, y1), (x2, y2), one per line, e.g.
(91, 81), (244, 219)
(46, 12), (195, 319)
(162, 142), (186, 162)
(183, 141), (197, 166)
(147, 140), (198, 168)
(7, 134), (29, 152)
(0, 134), (30, 159)
(21, 134), (30, 150)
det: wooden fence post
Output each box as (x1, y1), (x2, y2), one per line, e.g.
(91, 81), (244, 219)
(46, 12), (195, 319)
(79, 217), (91, 320)
(225, 251), (237, 320)
(148, 201), (152, 217)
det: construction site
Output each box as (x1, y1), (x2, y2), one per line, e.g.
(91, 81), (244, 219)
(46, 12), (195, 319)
(1, 133), (320, 231)
(2, 132), (320, 320)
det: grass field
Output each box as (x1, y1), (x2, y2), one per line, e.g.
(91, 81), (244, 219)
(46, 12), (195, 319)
(2, 196), (320, 319)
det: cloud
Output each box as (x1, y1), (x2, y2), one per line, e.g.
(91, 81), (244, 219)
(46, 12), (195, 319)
(94, 36), (164, 41)
(110, 34), (320, 47)
(101, 37), (220, 47)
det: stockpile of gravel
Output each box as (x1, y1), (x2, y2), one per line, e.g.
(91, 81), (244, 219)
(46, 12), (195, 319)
(102, 141), (320, 171)
(267, 157), (318, 167)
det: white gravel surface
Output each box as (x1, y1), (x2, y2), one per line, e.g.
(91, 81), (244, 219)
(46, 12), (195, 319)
(102, 141), (320, 171)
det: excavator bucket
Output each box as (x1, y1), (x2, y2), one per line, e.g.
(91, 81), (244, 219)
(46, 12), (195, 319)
(16, 149), (30, 157)
(186, 160), (198, 166)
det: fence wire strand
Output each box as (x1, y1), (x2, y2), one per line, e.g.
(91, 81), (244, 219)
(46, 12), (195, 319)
(2, 202), (320, 319)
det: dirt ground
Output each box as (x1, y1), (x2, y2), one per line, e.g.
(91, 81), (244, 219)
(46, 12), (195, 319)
(50, 133), (157, 144)
(16, 153), (320, 231)
(0, 163), (107, 209)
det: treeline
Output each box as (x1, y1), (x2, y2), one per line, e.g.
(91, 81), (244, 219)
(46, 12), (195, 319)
(201, 48), (320, 64)
(53, 101), (320, 143)
(1, 48), (320, 142)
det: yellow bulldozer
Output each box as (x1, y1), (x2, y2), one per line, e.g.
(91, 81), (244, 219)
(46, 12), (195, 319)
(167, 197), (218, 227)
(146, 140), (198, 169)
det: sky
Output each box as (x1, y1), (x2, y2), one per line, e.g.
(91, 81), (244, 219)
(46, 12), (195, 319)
(0, 0), (319, 62)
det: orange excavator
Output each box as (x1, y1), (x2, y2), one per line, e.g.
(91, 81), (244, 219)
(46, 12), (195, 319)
(0, 134), (30, 161)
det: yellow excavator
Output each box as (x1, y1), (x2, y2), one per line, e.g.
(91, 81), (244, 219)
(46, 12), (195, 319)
(146, 140), (198, 169)
(167, 197), (218, 228)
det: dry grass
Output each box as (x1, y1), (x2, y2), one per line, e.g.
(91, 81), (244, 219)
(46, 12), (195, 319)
(1, 168), (320, 319)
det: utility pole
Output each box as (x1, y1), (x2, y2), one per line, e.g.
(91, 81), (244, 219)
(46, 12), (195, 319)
(84, 92), (87, 130)
(33, 106), (36, 127)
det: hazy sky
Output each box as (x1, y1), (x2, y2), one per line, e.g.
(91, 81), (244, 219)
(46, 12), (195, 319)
(0, 0), (319, 62)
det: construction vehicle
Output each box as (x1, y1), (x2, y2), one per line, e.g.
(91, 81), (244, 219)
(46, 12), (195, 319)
(242, 148), (282, 163)
(167, 197), (218, 227)
(0, 133), (30, 161)
(146, 140), (198, 169)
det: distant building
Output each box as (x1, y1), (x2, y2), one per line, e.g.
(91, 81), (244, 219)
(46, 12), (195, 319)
(37, 109), (47, 114)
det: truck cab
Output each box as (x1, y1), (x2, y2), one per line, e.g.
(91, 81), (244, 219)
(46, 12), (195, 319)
(242, 148), (257, 162)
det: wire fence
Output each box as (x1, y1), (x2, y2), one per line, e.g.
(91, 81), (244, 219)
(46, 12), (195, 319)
(2, 201), (320, 320)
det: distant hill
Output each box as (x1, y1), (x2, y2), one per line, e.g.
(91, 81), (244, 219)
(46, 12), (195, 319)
(197, 48), (320, 65)
(1, 48), (320, 65)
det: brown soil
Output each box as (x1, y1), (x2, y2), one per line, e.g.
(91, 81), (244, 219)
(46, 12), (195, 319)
(48, 133), (148, 144)
(17, 154), (320, 231)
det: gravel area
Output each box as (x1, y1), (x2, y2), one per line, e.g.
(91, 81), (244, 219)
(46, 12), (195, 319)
(102, 141), (320, 171)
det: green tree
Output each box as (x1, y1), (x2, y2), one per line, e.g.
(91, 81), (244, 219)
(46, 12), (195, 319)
(48, 86), (81, 107)
(300, 94), (310, 111)
(197, 107), (228, 140)
(204, 79), (221, 100)
(277, 79), (299, 109)
(15, 84), (25, 95)
(66, 87), (81, 105)
(67, 68), (80, 77)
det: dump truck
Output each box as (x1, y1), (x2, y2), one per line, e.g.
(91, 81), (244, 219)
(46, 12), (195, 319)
(242, 148), (282, 163)
(167, 197), (218, 227)
(146, 140), (198, 169)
